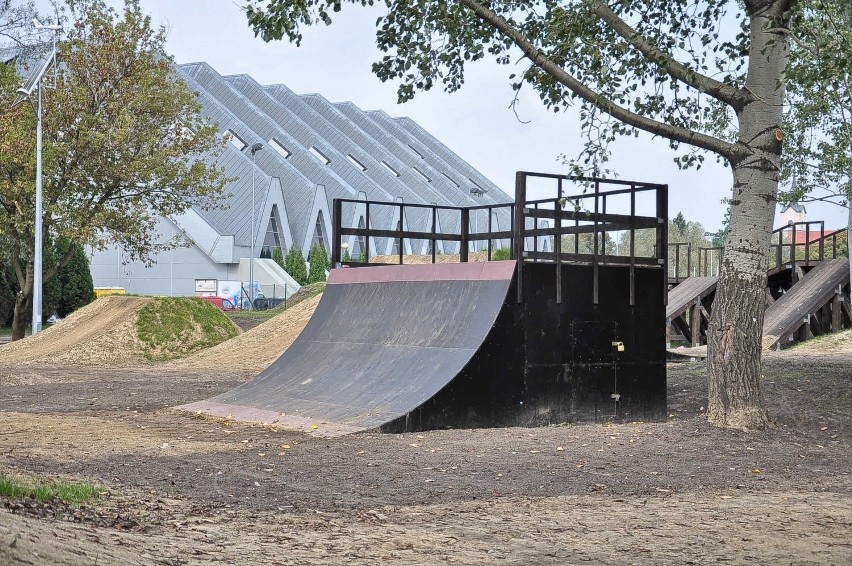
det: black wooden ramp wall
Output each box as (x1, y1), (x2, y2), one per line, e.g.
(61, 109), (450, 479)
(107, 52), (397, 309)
(177, 261), (516, 437)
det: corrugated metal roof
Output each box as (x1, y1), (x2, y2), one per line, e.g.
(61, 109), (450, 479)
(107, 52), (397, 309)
(175, 62), (512, 255)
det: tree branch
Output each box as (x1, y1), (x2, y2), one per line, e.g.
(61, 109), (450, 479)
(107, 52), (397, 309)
(586, 0), (752, 109)
(458, 0), (742, 161)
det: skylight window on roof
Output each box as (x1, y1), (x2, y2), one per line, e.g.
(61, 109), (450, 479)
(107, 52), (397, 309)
(441, 173), (460, 188)
(407, 144), (424, 159)
(412, 167), (431, 183)
(224, 129), (247, 151)
(346, 154), (367, 171)
(269, 138), (292, 159)
(309, 146), (331, 165)
(381, 160), (400, 177)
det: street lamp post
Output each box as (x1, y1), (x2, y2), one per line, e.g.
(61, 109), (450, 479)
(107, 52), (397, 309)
(249, 142), (264, 310)
(13, 20), (61, 335)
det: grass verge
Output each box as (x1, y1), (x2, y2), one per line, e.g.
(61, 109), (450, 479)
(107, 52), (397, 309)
(136, 297), (241, 361)
(0, 472), (101, 505)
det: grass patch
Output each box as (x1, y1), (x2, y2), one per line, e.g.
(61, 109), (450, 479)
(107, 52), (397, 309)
(286, 281), (326, 308)
(226, 282), (326, 331)
(136, 297), (241, 361)
(0, 472), (101, 505)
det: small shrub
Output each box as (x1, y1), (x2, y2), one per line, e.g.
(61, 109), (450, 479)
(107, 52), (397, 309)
(308, 244), (330, 283)
(492, 248), (511, 261)
(136, 297), (240, 361)
(284, 247), (308, 285)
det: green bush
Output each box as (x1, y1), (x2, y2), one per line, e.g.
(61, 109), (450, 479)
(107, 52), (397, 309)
(492, 248), (511, 261)
(136, 297), (240, 361)
(308, 244), (330, 283)
(272, 246), (286, 269)
(284, 247), (308, 285)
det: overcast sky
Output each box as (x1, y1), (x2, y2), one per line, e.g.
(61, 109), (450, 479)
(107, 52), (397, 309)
(46, 0), (848, 231)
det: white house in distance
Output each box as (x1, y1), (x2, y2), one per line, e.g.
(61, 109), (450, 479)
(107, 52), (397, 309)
(89, 62), (513, 298)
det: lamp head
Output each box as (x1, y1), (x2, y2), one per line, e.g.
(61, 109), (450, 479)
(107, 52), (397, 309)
(250, 142), (264, 155)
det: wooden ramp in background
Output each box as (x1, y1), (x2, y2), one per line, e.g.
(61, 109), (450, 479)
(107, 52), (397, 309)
(762, 259), (851, 350)
(666, 277), (718, 347)
(666, 277), (718, 319)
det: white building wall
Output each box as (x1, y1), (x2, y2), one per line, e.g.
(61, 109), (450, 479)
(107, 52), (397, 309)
(89, 216), (236, 296)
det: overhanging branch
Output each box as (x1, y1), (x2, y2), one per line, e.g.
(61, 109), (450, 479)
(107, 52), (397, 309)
(586, 0), (752, 109)
(458, 0), (741, 161)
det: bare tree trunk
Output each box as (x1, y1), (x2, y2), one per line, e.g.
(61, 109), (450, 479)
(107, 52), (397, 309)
(707, 6), (789, 430)
(10, 291), (32, 341)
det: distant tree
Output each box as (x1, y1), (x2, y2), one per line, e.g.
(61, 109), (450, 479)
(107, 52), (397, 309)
(0, 261), (16, 325)
(672, 213), (688, 237)
(0, 0), (227, 340)
(780, 0), (851, 284)
(272, 246), (286, 269)
(308, 244), (329, 283)
(57, 244), (94, 317)
(284, 247), (308, 285)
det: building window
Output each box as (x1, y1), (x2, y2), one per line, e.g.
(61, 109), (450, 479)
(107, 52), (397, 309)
(269, 138), (292, 159)
(309, 146), (331, 165)
(407, 144), (424, 158)
(346, 154), (367, 171)
(412, 167), (431, 183)
(263, 205), (284, 251)
(442, 173), (460, 188)
(312, 210), (328, 250)
(381, 160), (400, 177)
(224, 129), (247, 151)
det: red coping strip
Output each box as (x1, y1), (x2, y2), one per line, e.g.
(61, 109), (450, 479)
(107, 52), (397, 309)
(174, 400), (364, 438)
(329, 259), (516, 285)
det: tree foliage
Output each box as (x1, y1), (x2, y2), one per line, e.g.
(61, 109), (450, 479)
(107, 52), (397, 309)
(245, 0), (833, 430)
(284, 246), (308, 285)
(0, 0), (227, 339)
(272, 245), (286, 269)
(308, 244), (329, 283)
(781, 0), (851, 205)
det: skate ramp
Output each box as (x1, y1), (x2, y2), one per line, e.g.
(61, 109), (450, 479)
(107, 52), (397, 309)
(763, 259), (850, 349)
(177, 261), (516, 436)
(666, 277), (717, 319)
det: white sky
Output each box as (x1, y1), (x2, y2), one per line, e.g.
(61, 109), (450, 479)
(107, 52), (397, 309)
(48, 0), (850, 231)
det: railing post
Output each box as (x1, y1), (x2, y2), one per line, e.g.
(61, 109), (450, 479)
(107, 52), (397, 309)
(657, 184), (668, 306)
(332, 198), (342, 266)
(514, 172), (526, 303)
(460, 207), (470, 263)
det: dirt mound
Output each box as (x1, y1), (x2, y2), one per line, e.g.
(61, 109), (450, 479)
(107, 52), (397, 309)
(0, 296), (151, 367)
(788, 328), (852, 354)
(167, 293), (321, 373)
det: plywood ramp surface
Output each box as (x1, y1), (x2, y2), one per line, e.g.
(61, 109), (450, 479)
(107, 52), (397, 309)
(762, 259), (850, 349)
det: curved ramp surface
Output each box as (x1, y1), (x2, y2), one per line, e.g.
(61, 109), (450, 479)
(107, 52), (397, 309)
(178, 261), (516, 436)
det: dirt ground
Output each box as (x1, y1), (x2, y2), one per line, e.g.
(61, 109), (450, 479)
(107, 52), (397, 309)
(0, 352), (849, 564)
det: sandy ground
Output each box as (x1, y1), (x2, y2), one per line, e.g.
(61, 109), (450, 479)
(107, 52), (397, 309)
(0, 353), (849, 564)
(0, 296), (151, 367)
(0, 282), (849, 563)
(0, 294), (321, 376)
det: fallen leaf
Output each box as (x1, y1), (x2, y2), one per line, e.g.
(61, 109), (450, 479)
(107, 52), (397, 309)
(751, 468), (761, 474)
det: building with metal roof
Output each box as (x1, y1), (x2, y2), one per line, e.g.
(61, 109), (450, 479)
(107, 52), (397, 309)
(89, 62), (512, 298)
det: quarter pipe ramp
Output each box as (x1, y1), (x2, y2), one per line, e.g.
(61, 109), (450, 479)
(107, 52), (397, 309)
(178, 261), (515, 436)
